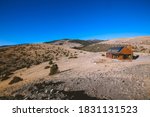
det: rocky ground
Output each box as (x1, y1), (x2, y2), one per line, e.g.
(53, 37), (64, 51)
(0, 81), (99, 100)
(0, 51), (150, 100)
(0, 37), (150, 100)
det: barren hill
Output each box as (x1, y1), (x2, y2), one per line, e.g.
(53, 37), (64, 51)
(0, 37), (150, 100)
(45, 39), (103, 48)
(101, 36), (150, 45)
(0, 43), (78, 81)
(78, 36), (150, 53)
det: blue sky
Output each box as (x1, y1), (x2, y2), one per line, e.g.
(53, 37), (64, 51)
(0, 0), (150, 45)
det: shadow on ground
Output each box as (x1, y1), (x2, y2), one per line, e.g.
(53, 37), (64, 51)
(0, 81), (99, 100)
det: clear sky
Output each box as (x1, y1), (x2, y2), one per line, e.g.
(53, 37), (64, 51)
(0, 0), (150, 45)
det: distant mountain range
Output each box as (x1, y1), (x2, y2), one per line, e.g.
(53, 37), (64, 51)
(44, 39), (105, 47)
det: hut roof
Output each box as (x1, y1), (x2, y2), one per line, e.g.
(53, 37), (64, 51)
(107, 46), (124, 53)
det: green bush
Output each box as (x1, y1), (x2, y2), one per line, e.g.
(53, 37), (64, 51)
(49, 64), (59, 75)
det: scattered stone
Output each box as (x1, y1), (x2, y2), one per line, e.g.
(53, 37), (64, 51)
(2, 81), (99, 100)
(50, 89), (54, 94)
(45, 89), (48, 93)
(64, 87), (69, 91)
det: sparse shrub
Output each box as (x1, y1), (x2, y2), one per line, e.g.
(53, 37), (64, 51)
(49, 59), (53, 65)
(55, 57), (59, 61)
(59, 43), (63, 45)
(26, 64), (31, 68)
(1, 76), (10, 81)
(45, 66), (50, 69)
(49, 64), (59, 75)
(0, 44), (74, 76)
(101, 54), (105, 56)
(34, 60), (41, 65)
(68, 55), (78, 59)
(65, 53), (69, 57)
(9, 76), (23, 85)
(0, 69), (13, 81)
(56, 52), (59, 56)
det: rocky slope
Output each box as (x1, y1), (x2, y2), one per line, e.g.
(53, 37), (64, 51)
(0, 51), (150, 99)
(0, 43), (78, 81)
(78, 36), (150, 53)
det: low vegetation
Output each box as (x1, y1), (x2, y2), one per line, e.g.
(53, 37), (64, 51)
(75, 43), (150, 53)
(133, 46), (150, 53)
(0, 81), (99, 100)
(44, 39), (104, 47)
(75, 44), (125, 52)
(49, 59), (53, 65)
(9, 76), (23, 85)
(49, 63), (59, 75)
(44, 66), (50, 69)
(69, 39), (104, 46)
(0, 44), (76, 81)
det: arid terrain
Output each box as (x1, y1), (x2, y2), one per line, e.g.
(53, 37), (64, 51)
(0, 36), (150, 100)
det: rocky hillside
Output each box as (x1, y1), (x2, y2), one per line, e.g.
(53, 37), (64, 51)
(77, 36), (150, 53)
(75, 44), (120, 52)
(101, 36), (150, 45)
(0, 43), (77, 81)
(0, 80), (99, 100)
(0, 37), (150, 100)
(45, 39), (104, 48)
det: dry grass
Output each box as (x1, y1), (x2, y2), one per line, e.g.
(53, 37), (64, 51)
(0, 43), (77, 80)
(75, 44), (125, 52)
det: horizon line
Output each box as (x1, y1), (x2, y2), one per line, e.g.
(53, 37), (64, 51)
(0, 35), (150, 46)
